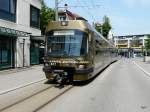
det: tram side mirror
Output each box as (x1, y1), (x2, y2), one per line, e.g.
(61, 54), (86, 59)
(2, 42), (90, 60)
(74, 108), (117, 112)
(81, 48), (86, 55)
(144, 51), (146, 56)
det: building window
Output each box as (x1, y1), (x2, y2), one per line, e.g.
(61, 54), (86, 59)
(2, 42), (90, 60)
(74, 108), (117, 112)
(0, 0), (16, 22)
(30, 5), (40, 28)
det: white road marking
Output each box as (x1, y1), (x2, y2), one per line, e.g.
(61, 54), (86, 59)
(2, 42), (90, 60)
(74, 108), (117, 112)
(0, 78), (46, 95)
(133, 61), (150, 77)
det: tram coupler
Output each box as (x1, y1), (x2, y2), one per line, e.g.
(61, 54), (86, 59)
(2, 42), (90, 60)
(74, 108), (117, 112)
(53, 70), (68, 85)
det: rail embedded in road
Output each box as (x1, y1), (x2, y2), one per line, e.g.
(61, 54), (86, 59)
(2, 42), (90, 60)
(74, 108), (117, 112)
(0, 78), (46, 95)
(0, 85), (73, 112)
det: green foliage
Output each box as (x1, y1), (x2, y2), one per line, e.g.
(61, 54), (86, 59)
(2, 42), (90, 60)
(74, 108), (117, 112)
(40, 0), (55, 35)
(94, 23), (102, 34)
(145, 35), (150, 50)
(102, 16), (112, 38)
(94, 16), (112, 39)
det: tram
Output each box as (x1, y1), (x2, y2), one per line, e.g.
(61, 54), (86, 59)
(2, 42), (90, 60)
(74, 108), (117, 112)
(43, 20), (117, 83)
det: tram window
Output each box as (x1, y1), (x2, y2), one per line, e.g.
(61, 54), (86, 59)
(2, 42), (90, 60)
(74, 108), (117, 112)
(96, 50), (98, 55)
(47, 30), (88, 57)
(81, 35), (87, 55)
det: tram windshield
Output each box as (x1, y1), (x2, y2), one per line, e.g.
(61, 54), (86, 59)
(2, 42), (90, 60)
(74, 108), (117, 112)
(47, 30), (87, 57)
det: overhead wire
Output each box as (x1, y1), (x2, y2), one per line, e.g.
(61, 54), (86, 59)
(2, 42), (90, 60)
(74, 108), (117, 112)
(76, 0), (96, 22)
(79, 0), (102, 22)
(88, 0), (104, 22)
(57, 0), (102, 23)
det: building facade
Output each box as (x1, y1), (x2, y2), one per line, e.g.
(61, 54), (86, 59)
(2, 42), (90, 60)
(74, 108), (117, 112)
(114, 34), (148, 57)
(0, 0), (42, 69)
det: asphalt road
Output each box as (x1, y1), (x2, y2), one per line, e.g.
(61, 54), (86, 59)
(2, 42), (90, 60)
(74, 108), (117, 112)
(38, 59), (150, 112)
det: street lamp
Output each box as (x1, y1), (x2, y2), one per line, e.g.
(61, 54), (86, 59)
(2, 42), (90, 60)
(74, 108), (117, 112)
(55, 0), (59, 21)
(142, 46), (146, 62)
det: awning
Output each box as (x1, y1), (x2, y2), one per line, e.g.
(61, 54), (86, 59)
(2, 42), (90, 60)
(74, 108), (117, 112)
(30, 35), (45, 41)
(30, 35), (45, 47)
(0, 27), (30, 37)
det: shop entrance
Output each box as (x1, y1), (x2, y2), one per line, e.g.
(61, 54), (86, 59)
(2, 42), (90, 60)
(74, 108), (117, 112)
(30, 41), (40, 65)
(0, 37), (14, 69)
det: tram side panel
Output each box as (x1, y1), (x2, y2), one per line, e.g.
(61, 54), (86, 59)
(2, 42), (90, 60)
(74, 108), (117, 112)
(110, 47), (118, 62)
(94, 37), (112, 72)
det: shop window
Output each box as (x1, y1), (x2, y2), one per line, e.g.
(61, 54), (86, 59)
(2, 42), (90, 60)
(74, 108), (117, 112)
(0, 39), (12, 68)
(0, 0), (16, 22)
(30, 5), (40, 28)
(1, 50), (8, 63)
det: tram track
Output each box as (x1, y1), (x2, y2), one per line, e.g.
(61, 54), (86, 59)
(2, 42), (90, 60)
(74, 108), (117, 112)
(0, 79), (50, 111)
(34, 86), (73, 112)
(0, 85), (73, 112)
(0, 85), (53, 112)
(0, 78), (46, 95)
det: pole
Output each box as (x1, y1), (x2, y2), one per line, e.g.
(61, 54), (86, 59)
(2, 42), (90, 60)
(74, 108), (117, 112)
(55, 0), (59, 21)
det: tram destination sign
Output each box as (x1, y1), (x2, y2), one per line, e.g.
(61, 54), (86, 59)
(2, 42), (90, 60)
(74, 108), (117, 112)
(54, 30), (75, 36)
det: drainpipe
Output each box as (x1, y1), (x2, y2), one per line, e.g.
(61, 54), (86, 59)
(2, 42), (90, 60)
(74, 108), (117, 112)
(23, 39), (25, 67)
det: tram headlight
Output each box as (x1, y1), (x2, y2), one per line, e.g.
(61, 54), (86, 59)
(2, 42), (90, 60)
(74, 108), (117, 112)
(61, 21), (68, 26)
(78, 65), (86, 69)
(45, 63), (49, 67)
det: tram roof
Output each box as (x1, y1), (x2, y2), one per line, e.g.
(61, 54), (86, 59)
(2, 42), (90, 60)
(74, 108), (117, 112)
(46, 20), (115, 47)
(46, 20), (89, 33)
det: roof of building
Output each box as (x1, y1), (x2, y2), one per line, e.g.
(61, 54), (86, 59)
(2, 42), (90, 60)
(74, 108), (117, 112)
(114, 34), (150, 38)
(58, 10), (87, 21)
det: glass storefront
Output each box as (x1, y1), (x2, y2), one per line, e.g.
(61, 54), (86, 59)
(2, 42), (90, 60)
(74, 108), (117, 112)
(30, 39), (44, 65)
(0, 36), (14, 69)
(30, 41), (40, 65)
(0, 26), (30, 70)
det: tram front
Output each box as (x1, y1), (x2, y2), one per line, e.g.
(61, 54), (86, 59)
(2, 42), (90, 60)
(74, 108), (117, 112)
(43, 28), (92, 83)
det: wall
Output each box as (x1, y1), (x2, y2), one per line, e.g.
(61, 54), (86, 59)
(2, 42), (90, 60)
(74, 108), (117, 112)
(0, 0), (41, 68)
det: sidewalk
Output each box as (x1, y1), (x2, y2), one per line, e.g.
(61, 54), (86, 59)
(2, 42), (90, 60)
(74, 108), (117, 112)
(132, 57), (150, 74)
(0, 65), (46, 93)
(0, 64), (44, 75)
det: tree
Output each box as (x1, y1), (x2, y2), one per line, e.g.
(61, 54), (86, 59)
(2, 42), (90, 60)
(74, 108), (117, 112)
(94, 16), (112, 39)
(145, 35), (150, 51)
(102, 16), (112, 38)
(40, 0), (55, 35)
(94, 22), (102, 34)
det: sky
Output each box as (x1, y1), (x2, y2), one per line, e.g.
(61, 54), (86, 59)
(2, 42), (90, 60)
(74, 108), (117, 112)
(44, 0), (150, 36)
